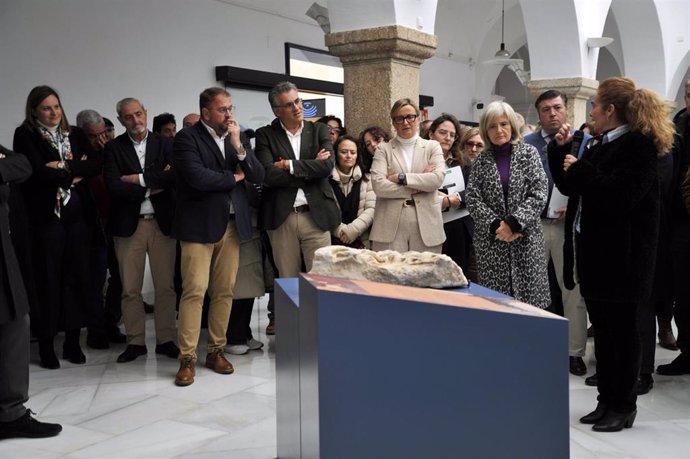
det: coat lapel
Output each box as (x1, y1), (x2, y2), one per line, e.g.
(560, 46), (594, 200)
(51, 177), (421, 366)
(390, 138), (409, 173)
(144, 131), (156, 169)
(299, 123), (313, 159)
(411, 138), (426, 173)
(272, 119), (296, 160)
(196, 123), (225, 168)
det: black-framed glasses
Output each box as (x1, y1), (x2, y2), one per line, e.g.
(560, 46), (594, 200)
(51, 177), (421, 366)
(274, 98), (302, 110)
(465, 141), (484, 149)
(392, 114), (418, 125)
(327, 126), (343, 134)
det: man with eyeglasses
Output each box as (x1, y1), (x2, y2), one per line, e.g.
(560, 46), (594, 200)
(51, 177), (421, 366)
(75, 109), (126, 350)
(524, 90), (590, 377)
(255, 81), (340, 333)
(172, 87), (264, 386)
(104, 98), (179, 365)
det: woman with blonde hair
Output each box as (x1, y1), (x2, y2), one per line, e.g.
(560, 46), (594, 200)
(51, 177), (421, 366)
(549, 76), (674, 432)
(466, 101), (549, 307)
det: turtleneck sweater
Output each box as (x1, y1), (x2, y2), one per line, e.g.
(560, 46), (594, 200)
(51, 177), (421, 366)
(398, 134), (418, 171)
(492, 142), (512, 197)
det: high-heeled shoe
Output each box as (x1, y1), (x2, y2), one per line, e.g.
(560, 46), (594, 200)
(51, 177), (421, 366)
(592, 409), (636, 432)
(579, 402), (608, 424)
(38, 339), (60, 370)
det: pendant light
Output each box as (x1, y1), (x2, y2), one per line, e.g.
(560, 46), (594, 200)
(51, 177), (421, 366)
(482, 0), (523, 67)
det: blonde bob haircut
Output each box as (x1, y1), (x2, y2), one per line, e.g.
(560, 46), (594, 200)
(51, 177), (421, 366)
(479, 101), (522, 146)
(390, 98), (420, 119)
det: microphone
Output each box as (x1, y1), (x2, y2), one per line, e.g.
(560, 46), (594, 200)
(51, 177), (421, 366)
(569, 130), (584, 157)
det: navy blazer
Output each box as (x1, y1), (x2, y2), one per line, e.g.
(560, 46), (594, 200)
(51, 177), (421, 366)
(172, 122), (264, 243)
(254, 119), (340, 232)
(103, 131), (176, 237)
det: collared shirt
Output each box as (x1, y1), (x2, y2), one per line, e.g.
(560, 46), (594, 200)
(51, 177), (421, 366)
(129, 132), (154, 215)
(280, 120), (308, 207)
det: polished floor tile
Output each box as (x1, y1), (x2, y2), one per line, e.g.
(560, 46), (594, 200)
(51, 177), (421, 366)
(3, 299), (690, 458)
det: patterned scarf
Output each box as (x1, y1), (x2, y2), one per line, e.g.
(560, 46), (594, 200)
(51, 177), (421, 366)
(39, 125), (72, 218)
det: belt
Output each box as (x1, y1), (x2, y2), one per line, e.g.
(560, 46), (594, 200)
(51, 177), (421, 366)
(294, 205), (310, 213)
(402, 199), (415, 208)
(139, 214), (155, 220)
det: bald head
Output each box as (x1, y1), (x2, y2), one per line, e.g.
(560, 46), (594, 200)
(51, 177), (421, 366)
(183, 113), (200, 128)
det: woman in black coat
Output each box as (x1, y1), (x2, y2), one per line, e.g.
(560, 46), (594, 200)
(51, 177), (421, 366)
(12, 86), (102, 369)
(549, 77), (675, 432)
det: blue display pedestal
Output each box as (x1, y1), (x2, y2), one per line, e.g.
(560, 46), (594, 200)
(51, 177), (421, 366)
(276, 274), (569, 459)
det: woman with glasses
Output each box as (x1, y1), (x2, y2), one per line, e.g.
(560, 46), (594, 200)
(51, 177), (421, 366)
(358, 126), (390, 173)
(369, 98), (445, 253)
(12, 86), (102, 369)
(328, 135), (376, 249)
(427, 114), (477, 281)
(317, 115), (346, 145)
(459, 127), (484, 164)
(466, 101), (549, 308)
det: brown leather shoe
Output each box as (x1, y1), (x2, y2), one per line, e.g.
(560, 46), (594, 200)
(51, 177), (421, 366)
(205, 348), (234, 374)
(175, 356), (196, 386)
(658, 318), (679, 351)
(266, 318), (275, 336)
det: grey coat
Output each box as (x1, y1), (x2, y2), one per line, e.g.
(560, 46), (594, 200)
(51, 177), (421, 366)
(466, 141), (550, 308)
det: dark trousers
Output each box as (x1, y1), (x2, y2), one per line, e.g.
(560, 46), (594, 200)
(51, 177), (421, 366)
(32, 207), (91, 338)
(104, 235), (123, 327)
(671, 220), (690, 353)
(442, 218), (477, 283)
(587, 298), (640, 413)
(0, 314), (29, 422)
(227, 298), (255, 344)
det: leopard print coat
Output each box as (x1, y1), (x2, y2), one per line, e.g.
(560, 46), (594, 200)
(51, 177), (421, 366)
(466, 141), (550, 308)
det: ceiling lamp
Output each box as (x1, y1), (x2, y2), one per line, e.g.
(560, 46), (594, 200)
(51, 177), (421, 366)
(482, 0), (523, 67)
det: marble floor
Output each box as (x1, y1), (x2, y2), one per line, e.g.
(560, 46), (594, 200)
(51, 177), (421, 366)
(2, 297), (690, 458)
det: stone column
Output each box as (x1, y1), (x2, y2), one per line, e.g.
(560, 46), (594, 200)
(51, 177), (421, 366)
(528, 77), (599, 128)
(325, 25), (437, 137)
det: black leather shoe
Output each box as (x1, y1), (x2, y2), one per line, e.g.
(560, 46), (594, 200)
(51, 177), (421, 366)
(636, 373), (654, 395)
(0, 411), (62, 439)
(117, 344), (147, 363)
(107, 326), (127, 344)
(585, 373), (598, 386)
(569, 356), (587, 376)
(592, 409), (636, 432)
(579, 403), (608, 424)
(656, 353), (690, 375)
(155, 341), (179, 359)
(63, 343), (86, 364)
(86, 332), (110, 350)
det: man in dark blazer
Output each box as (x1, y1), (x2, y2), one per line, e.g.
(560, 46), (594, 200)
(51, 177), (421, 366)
(255, 82), (340, 333)
(0, 145), (62, 439)
(524, 90), (591, 378)
(104, 98), (178, 364)
(172, 87), (264, 386)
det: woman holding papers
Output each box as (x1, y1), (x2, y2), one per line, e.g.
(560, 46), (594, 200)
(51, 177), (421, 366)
(549, 77), (674, 432)
(427, 114), (476, 281)
(466, 101), (549, 308)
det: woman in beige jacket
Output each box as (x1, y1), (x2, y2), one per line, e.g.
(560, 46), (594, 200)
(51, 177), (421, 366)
(329, 135), (376, 248)
(370, 98), (446, 252)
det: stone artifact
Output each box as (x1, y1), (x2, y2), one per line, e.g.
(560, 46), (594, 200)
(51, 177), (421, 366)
(309, 246), (469, 289)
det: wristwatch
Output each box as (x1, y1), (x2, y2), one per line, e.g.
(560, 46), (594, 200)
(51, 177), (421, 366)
(397, 172), (406, 186)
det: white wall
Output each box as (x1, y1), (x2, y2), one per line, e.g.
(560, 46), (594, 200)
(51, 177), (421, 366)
(0, 0), (476, 146)
(0, 0), (328, 145)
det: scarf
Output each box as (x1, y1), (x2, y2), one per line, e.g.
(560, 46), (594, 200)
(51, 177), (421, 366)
(39, 125), (72, 218)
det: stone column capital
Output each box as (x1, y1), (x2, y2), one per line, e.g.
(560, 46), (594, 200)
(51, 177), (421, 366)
(325, 25), (437, 65)
(527, 77), (599, 100)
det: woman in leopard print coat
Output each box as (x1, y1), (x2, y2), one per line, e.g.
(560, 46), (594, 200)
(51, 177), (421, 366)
(466, 101), (550, 308)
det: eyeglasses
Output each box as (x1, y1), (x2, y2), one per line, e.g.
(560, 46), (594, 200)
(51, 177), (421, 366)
(436, 128), (456, 139)
(216, 105), (234, 114)
(328, 126), (343, 134)
(273, 98), (302, 110)
(465, 141), (484, 149)
(392, 114), (418, 125)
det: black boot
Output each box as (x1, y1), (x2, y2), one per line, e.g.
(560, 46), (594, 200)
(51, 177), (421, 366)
(38, 338), (59, 369)
(63, 329), (86, 364)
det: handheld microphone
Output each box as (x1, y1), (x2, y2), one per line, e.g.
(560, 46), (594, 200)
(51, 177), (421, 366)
(570, 130), (585, 157)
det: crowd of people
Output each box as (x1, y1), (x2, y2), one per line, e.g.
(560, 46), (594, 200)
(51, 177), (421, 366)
(1, 76), (689, 438)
